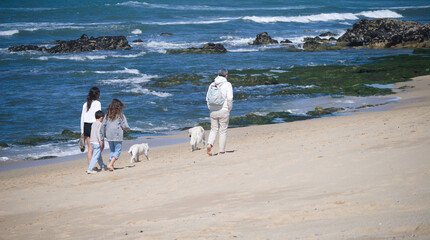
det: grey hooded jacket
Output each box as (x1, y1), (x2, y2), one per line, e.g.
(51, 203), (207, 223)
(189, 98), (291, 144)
(103, 114), (130, 141)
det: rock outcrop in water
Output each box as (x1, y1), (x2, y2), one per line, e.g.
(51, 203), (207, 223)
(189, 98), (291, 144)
(302, 37), (343, 51)
(250, 32), (278, 45)
(166, 43), (227, 54)
(8, 34), (131, 53)
(337, 19), (430, 48)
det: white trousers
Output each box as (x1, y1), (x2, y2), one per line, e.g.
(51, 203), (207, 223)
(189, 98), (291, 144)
(207, 109), (230, 152)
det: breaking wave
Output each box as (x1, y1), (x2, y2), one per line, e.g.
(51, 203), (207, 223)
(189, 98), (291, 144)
(242, 10), (402, 23)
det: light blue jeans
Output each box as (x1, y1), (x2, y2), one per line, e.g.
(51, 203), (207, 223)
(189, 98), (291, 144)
(88, 143), (105, 171)
(108, 141), (122, 161)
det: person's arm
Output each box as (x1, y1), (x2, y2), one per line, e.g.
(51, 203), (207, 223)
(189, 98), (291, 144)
(226, 83), (233, 111)
(206, 85), (211, 110)
(121, 115), (130, 131)
(101, 117), (107, 138)
(80, 103), (85, 134)
(98, 123), (104, 149)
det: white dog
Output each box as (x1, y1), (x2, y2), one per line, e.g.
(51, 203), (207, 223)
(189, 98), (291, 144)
(188, 126), (206, 152)
(128, 143), (150, 164)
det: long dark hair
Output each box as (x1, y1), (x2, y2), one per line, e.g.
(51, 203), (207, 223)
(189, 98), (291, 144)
(106, 99), (125, 121)
(86, 87), (100, 112)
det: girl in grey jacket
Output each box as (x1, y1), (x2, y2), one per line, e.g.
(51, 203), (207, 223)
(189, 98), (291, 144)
(104, 99), (130, 171)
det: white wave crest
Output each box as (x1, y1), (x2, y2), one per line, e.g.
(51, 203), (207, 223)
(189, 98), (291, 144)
(99, 74), (156, 85)
(132, 29), (142, 34)
(242, 10), (402, 24)
(110, 52), (147, 58)
(0, 30), (19, 36)
(95, 68), (141, 75)
(49, 55), (107, 61)
(99, 73), (171, 98)
(143, 40), (203, 51)
(125, 86), (172, 98)
(217, 36), (254, 47)
(228, 48), (260, 53)
(357, 10), (403, 18)
(243, 13), (358, 23)
(0, 22), (119, 31)
(32, 51), (145, 61)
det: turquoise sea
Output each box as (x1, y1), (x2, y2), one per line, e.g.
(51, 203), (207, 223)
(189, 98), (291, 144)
(1, 0), (429, 161)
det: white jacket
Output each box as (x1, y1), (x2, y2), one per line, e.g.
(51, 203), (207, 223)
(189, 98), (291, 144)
(80, 100), (101, 133)
(206, 76), (233, 112)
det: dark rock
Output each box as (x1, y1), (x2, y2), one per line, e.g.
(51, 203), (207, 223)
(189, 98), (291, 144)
(56, 129), (80, 139)
(304, 37), (323, 42)
(0, 142), (8, 149)
(160, 33), (173, 36)
(280, 39), (293, 44)
(9, 34), (131, 53)
(329, 37), (337, 41)
(8, 45), (47, 52)
(250, 32), (278, 45)
(48, 34), (131, 53)
(133, 39), (143, 43)
(167, 43), (227, 54)
(337, 19), (430, 49)
(303, 41), (321, 49)
(307, 107), (343, 116)
(303, 37), (323, 49)
(319, 31), (338, 37)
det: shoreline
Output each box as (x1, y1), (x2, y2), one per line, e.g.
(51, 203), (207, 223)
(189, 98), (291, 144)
(0, 97), (399, 173)
(0, 85), (408, 172)
(0, 133), (188, 173)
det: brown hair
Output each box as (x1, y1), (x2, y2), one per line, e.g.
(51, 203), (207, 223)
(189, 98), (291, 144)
(106, 99), (125, 121)
(86, 87), (100, 112)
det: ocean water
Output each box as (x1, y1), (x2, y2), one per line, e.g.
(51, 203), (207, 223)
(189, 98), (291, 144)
(1, 0), (429, 161)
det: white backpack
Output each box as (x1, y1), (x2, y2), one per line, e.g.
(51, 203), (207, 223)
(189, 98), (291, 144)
(207, 82), (225, 107)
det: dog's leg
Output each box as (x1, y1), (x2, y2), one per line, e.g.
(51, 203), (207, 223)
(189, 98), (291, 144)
(130, 152), (135, 164)
(144, 149), (150, 161)
(202, 133), (206, 148)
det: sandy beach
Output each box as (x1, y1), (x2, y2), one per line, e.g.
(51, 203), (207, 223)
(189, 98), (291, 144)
(1, 75), (429, 239)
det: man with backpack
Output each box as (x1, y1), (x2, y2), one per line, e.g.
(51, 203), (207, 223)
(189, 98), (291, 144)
(206, 68), (233, 156)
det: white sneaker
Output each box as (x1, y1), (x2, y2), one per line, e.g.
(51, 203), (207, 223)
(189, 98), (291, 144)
(86, 170), (97, 174)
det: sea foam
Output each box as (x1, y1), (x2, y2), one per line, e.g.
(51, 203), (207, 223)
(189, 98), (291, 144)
(132, 29), (142, 34)
(242, 10), (402, 23)
(0, 30), (19, 36)
(95, 68), (141, 75)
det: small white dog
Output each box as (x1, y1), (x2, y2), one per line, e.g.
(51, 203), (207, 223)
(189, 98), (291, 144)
(188, 126), (206, 152)
(128, 143), (150, 164)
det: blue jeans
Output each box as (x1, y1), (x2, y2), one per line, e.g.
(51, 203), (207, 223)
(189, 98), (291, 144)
(88, 143), (105, 171)
(108, 141), (122, 161)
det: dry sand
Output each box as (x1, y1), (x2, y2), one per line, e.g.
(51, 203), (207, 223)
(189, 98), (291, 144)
(1, 76), (429, 240)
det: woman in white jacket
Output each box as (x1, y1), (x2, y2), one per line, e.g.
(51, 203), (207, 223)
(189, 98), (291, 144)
(80, 87), (101, 164)
(206, 69), (233, 156)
